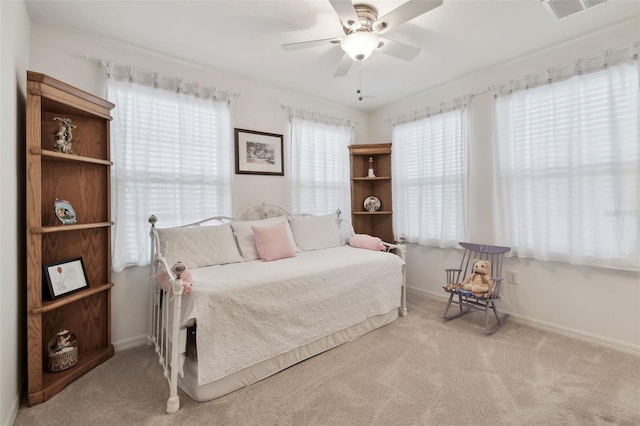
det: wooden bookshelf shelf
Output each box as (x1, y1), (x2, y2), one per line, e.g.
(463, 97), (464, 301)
(349, 144), (394, 243)
(26, 71), (115, 406)
(31, 147), (113, 166)
(32, 283), (114, 314)
(40, 347), (114, 402)
(30, 222), (114, 234)
(353, 211), (393, 215)
(351, 176), (391, 181)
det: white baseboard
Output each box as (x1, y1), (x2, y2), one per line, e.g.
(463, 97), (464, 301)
(4, 377), (22, 426)
(113, 335), (148, 351)
(507, 314), (640, 356)
(406, 285), (640, 356)
(407, 286), (448, 300)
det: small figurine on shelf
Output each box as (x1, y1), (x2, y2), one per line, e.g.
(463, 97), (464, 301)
(367, 156), (375, 177)
(364, 196), (381, 212)
(54, 199), (77, 225)
(47, 329), (78, 372)
(53, 116), (77, 154)
(50, 329), (74, 353)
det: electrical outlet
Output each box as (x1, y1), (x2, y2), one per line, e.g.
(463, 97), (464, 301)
(507, 269), (519, 285)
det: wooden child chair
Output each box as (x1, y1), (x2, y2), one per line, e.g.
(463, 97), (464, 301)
(442, 242), (511, 334)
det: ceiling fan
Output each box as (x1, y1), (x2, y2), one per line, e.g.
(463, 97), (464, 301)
(282, 0), (443, 77)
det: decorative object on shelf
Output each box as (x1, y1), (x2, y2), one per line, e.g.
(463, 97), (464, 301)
(367, 156), (375, 177)
(53, 116), (77, 154)
(364, 196), (381, 212)
(47, 329), (78, 372)
(54, 199), (77, 225)
(235, 128), (284, 176)
(43, 257), (89, 300)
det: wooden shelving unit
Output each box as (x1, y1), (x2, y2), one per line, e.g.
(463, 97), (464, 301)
(26, 71), (115, 406)
(349, 143), (394, 243)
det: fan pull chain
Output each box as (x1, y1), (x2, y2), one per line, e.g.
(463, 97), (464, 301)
(357, 62), (363, 101)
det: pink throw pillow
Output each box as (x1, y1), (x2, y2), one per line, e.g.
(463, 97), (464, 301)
(349, 234), (385, 251)
(252, 221), (296, 262)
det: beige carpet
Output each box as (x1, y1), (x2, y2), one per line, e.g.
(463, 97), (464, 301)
(14, 292), (640, 426)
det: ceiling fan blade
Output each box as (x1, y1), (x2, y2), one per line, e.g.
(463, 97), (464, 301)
(333, 53), (353, 78)
(374, 0), (443, 34)
(282, 38), (341, 51)
(378, 38), (421, 61)
(328, 0), (361, 30)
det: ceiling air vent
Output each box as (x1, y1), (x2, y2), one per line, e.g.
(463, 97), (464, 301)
(542, 0), (607, 20)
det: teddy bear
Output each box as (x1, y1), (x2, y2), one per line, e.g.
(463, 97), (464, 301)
(461, 259), (493, 294)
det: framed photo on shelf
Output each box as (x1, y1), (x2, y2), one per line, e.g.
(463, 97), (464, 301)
(235, 128), (284, 176)
(43, 257), (89, 300)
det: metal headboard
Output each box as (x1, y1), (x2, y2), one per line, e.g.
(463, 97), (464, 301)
(237, 202), (292, 220)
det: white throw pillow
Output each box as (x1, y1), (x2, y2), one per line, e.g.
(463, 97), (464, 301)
(156, 223), (243, 268)
(230, 216), (300, 261)
(289, 213), (341, 251)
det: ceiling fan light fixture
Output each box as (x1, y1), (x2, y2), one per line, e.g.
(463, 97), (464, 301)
(341, 31), (379, 61)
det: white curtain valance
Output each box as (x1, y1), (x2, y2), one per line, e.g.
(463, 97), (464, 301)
(92, 57), (239, 101)
(386, 41), (638, 125)
(283, 106), (356, 128)
(386, 95), (469, 126)
(493, 41), (639, 97)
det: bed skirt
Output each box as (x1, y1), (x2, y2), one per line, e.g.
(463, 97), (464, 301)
(179, 308), (399, 402)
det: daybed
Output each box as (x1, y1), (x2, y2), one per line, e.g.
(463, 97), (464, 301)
(147, 203), (407, 413)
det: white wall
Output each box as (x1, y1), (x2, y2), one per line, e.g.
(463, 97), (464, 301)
(370, 20), (640, 352)
(29, 23), (371, 350)
(0, 1), (30, 425)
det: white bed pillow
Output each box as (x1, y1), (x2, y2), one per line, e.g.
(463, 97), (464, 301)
(231, 216), (300, 261)
(156, 223), (243, 268)
(289, 213), (341, 251)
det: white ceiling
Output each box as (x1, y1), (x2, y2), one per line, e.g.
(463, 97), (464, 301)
(25, 0), (640, 111)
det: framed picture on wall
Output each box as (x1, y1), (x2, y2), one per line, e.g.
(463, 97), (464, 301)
(234, 128), (284, 176)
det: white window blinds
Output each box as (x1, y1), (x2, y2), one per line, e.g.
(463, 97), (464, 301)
(494, 59), (639, 271)
(289, 115), (352, 217)
(108, 78), (233, 272)
(392, 109), (468, 247)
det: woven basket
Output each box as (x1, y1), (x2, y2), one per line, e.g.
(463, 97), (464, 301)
(47, 331), (78, 372)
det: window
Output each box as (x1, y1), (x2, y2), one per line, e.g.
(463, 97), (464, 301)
(494, 60), (639, 271)
(289, 114), (353, 217)
(108, 78), (233, 272)
(392, 108), (468, 247)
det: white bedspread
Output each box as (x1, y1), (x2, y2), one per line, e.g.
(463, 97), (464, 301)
(182, 245), (404, 385)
